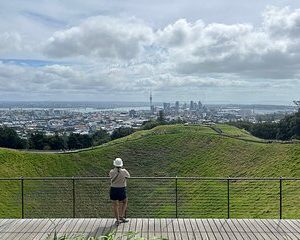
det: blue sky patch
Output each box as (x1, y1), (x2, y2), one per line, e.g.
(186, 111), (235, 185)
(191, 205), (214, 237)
(0, 59), (66, 67)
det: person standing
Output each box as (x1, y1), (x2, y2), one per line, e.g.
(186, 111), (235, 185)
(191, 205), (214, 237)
(109, 157), (130, 226)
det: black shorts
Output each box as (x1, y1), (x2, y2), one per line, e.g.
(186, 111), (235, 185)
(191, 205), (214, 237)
(110, 187), (127, 201)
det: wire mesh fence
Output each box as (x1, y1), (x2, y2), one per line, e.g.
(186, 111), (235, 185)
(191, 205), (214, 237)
(0, 177), (299, 219)
(0, 179), (21, 218)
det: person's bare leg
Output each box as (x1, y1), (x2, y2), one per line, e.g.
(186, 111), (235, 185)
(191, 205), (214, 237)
(120, 198), (128, 219)
(112, 201), (119, 222)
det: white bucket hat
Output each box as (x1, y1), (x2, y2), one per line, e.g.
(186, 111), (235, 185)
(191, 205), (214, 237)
(113, 158), (123, 167)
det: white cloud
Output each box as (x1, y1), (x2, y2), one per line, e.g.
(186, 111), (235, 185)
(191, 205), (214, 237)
(2, 4), (300, 103)
(0, 32), (22, 53)
(156, 8), (300, 80)
(156, 19), (204, 47)
(263, 6), (300, 38)
(44, 16), (154, 59)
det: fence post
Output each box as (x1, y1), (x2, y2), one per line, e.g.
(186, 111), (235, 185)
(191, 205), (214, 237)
(21, 177), (24, 219)
(175, 176), (178, 218)
(279, 177), (283, 219)
(227, 178), (230, 219)
(72, 177), (76, 218)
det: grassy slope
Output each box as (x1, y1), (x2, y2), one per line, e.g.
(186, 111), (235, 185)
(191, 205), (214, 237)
(0, 124), (300, 218)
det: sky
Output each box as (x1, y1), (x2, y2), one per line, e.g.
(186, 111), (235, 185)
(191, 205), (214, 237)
(1, 0), (300, 104)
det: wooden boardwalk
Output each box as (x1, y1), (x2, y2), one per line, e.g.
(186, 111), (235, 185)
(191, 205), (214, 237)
(0, 218), (299, 239)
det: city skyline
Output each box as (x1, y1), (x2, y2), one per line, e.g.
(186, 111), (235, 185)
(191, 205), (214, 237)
(1, 1), (300, 104)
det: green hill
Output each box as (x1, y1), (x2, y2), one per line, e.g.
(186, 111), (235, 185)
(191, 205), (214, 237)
(0, 124), (300, 219)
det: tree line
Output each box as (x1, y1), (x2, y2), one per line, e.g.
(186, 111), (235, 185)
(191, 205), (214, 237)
(230, 110), (300, 140)
(0, 127), (134, 150)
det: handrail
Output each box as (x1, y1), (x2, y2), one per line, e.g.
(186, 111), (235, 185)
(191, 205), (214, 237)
(0, 176), (299, 219)
(0, 176), (300, 181)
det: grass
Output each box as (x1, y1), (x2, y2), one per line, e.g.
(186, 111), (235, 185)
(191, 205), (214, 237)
(0, 124), (300, 218)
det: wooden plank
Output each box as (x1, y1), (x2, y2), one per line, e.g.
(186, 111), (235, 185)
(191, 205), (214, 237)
(245, 219), (270, 240)
(25, 218), (50, 239)
(3, 219), (24, 237)
(16, 219), (46, 239)
(44, 219), (65, 239)
(0, 219), (16, 239)
(274, 220), (300, 240)
(264, 219), (294, 240)
(0, 219), (13, 232)
(15, 219), (38, 240)
(115, 218), (125, 239)
(142, 218), (148, 239)
(277, 220), (300, 240)
(172, 218), (182, 240)
(148, 218), (155, 239)
(232, 219), (256, 240)
(84, 218), (97, 237)
(2, 219), (27, 240)
(177, 218), (189, 240)
(155, 218), (161, 238)
(227, 219), (247, 240)
(215, 219), (233, 240)
(201, 219), (217, 240)
(90, 219), (105, 238)
(32, 218), (51, 233)
(70, 218), (87, 237)
(166, 218), (175, 240)
(240, 219), (261, 240)
(258, 219), (282, 240)
(195, 218), (212, 240)
(0, 219), (9, 239)
(189, 218), (203, 240)
(99, 218), (111, 237)
(245, 219), (272, 240)
(123, 218), (133, 239)
(75, 218), (88, 234)
(135, 218), (143, 238)
(160, 218), (168, 240)
(217, 219), (237, 240)
(226, 219), (242, 240)
(54, 218), (75, 237)
(2, 218), (300, 240)
(185, 218), (197, 240)
(9, 219), (34, 240)
(33, 219), (61, 240)
(129, 218), (137, 234)
(291, 220), (300, 229)
(285, 220), (300, 234)
(66, 218), (81, 236)
(208, 218), (228, 240)
(104, 218), (116, 236)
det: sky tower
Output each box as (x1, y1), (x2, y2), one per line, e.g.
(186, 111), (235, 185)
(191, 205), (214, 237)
(150, 90), (152, 109)
(150, 90), (154, 114)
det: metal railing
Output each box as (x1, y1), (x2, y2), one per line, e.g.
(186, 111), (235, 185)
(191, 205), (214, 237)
(0, 177), (299, 219)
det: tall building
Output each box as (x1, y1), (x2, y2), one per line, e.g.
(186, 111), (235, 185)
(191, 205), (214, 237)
(190, 101), (194, 110)
(198, 101), (202, 109)
(163, 102), (171, 113)
(150, 90), (155, 114)
(175, 101), (179, 113)
(150, 90), (152, 110)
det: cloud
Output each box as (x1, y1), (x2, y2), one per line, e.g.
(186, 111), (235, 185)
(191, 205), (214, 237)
(2, 4), (300, 103)
(0, 32), (22, 53)
(43, 6), (300, 81)
(263, 6), (300, 38)
(44, 16), (154, 59)
(156, 19), (204, 47)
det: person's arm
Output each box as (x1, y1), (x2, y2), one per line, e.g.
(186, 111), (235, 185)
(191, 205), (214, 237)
(124, 169), (130, 178)
(109, 170), (113, 178)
